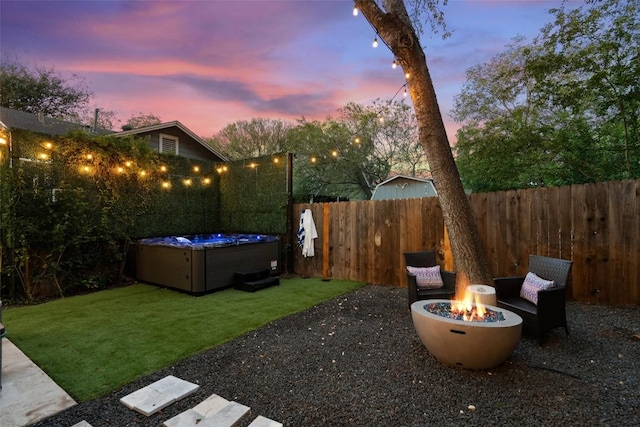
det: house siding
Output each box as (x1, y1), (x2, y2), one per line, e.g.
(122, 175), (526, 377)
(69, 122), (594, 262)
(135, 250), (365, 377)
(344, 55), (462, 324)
(136, 128), (219, 162)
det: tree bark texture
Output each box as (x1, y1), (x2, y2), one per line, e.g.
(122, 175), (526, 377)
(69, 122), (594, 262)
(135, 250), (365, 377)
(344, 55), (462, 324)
(355, 0), (493, 288)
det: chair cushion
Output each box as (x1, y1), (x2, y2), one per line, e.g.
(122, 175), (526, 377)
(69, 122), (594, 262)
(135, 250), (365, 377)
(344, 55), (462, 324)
(520, 272), (555, 305)
(407, 265), (444, 290)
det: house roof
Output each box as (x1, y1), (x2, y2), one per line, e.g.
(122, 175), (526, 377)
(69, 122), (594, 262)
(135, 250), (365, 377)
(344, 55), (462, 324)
(0, 106), (112, 136)
(113, 120), (228, 161)
(1, 107), (228, 162)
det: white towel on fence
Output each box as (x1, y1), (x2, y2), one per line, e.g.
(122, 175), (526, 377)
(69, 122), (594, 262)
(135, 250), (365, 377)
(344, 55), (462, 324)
(297, 209), (318, 257)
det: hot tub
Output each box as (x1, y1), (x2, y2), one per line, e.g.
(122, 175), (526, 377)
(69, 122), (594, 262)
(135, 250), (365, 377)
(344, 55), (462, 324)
(135, 234), (280, 294)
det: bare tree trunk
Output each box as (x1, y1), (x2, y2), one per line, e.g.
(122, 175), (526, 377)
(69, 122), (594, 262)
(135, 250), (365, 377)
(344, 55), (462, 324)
(356, 0), (493, 287)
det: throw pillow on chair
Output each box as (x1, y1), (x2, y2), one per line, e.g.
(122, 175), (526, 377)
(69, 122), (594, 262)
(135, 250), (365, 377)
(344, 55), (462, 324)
(406, 265), (444, 290)
(519, 272), (555, 305)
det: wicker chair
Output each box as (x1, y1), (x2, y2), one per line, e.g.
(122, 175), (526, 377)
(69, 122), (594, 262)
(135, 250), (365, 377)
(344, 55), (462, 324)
(494, 255), (573, 343)
(404, 251), (456, 309)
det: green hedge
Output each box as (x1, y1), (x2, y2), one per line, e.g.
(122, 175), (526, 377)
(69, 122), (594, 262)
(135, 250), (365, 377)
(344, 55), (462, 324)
(0, 130), (288, 300)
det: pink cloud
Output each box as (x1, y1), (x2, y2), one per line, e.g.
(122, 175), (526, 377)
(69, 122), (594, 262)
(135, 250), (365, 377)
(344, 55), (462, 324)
(2, 0), (571, 141)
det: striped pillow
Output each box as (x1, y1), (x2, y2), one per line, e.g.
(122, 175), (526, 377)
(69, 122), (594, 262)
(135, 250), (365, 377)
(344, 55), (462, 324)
(407, 265), (444, 290)
(520, 272), (556, 305)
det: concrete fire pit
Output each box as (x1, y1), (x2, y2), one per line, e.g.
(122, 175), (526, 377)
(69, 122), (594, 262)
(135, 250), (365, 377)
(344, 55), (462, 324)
(411, 299), (523, 370)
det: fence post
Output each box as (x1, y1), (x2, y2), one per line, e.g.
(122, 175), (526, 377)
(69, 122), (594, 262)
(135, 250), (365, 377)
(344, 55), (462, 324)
(322, 203), (330, 280)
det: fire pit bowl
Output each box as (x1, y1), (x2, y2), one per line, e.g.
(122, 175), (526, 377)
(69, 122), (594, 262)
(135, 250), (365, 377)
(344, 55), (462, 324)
(411, 299), (522, 370)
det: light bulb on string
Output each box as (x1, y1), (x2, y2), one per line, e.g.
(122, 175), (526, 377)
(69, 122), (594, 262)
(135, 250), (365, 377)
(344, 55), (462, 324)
(405, 72), (411, 79)
(353, 6), (358, 16)
(403, 87), (408, 97)
(372, 37), (378, 48)
(392, 59), (397, 69)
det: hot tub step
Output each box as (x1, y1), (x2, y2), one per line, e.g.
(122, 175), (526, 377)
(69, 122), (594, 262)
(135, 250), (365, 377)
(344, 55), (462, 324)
(234, 269), (279, 292)
(235, 276), (280, 293)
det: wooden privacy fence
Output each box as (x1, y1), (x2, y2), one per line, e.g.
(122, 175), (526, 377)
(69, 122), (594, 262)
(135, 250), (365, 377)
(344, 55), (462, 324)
(293, 179), (640, 306)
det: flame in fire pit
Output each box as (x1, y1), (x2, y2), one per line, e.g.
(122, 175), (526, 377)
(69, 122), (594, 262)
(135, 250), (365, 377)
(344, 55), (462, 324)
(451, 287), (487, 321)
(447, 274), (498, 322)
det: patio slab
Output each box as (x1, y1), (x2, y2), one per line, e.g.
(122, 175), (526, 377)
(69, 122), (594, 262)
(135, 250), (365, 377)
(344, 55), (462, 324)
(163, 393), (251, 427)
(0, 337), (77, 427)
(247, 415), (283, 427)
(119, 375), (199, 416)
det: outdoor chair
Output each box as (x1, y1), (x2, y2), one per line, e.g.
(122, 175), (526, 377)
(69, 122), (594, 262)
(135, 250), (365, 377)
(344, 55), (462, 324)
(493, 255), (573, 343)
(404, 251), (456, 309)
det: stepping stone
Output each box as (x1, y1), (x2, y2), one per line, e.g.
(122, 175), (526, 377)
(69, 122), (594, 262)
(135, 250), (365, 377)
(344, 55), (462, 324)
(248, 415), (283, 427)
(70, 422), (93, 427)
(163, 393), (250, 427)
(120, 375), (199, 416)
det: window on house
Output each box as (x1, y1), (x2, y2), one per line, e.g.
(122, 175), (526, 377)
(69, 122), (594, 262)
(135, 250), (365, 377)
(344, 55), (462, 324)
(159, 133), (179, 154)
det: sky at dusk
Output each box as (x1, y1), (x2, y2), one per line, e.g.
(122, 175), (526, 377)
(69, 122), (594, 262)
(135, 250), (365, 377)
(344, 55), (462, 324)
(1, 0), (578, 141)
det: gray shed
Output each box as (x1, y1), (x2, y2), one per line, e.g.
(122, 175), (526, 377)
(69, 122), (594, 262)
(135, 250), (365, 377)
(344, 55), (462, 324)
(371, 175), (437, 200)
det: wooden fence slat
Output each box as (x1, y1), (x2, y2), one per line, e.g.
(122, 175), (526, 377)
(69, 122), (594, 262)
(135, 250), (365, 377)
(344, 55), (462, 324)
(322, 203), (330, 280)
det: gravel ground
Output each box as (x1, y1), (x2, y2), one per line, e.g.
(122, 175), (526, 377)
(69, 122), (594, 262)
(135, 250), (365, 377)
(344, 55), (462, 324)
(33, 284), (640, 427)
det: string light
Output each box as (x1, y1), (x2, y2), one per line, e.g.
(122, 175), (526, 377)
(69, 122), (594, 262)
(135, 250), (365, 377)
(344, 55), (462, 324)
(161, 181), (171, 189)
(273, 157), (279, 164)
(392, 59), (397, 69)
(139, 170), (147, 178)
(354, 137), (360, 144)
(202, 177), (211, 185)
(403, 87), (408, 97)
(117, 166), (125, 174)
(125, 161), (132, 167)
(405, 72), (411, 79)
(86, 154), (93, 160)
(310, 156), (317, 163)
(353, 6), (358, 16)
(183, 178), (192, 186)
(372, 37), (378, 48)
(38, 153), (49, 160)
(193, 166), (200, 173)
(160, 165), (167, 172)
(331, 150), (338, 157)
(44, 142), (53, 149)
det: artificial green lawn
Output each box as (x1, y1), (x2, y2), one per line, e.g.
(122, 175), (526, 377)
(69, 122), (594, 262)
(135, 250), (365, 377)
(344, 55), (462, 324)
(2, 277), (365, 401)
